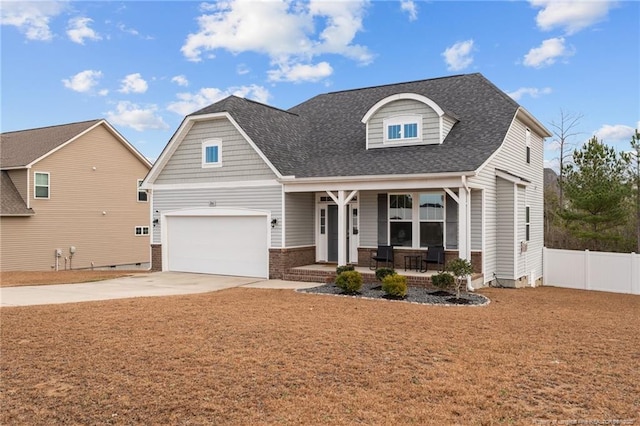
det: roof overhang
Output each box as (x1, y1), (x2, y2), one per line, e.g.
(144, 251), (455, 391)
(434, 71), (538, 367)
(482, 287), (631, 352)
(496, 168), (531, 186)
(516, 107), (552, 138)
(280, 171), (475, 193)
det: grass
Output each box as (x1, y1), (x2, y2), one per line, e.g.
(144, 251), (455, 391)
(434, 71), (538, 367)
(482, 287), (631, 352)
(1, 282), (639, 424)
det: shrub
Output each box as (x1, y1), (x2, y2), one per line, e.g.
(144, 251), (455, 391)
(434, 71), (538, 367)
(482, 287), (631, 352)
(445, 258), (474, 299)
(335, 270), (363, 294)
(382, 274), (407, 298)
(431, 272), (455, 290)
(336, 264), (355, 275)
(375, 267), (396, 282)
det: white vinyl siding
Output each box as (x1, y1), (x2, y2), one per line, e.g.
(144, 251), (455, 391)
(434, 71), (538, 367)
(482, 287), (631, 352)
(358, 191), (378, 247)
(151, 184), (283, 247)
(496, 177), (515, 278)
(285, 192), (315, 246)
(517, 185), (527, 278)
(469, 116), (545, 284)
(470, 189), (483, 250)
(155, 119), (276, 184)
(368, 99), (439, 148)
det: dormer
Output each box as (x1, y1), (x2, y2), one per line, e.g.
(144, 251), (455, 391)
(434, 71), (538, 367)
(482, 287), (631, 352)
(361, 93), (458, 149)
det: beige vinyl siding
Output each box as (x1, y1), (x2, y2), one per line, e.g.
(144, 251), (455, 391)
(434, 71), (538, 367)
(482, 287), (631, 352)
(285, 192), (315, 246)
(368, 99), (440, 148)
(7, 169), (28, 203)
(496, 177), (515, 278)
(154, 119), (277, 184)
(469, 116), (545, 283)
(358, 191), (378, 247)
(0, 125), (151, 271)
(152, 185), (283, 247)
(470, 189), (483, 250)
(442, 116), (457, 141)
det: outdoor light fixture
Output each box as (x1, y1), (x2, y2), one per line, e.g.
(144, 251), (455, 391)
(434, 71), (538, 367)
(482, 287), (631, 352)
(271, 218), (278, 228)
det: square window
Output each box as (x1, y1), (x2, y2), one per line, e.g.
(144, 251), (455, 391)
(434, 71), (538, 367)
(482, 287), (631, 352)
(404, 123), (418, 138)
(135, 226), (149, 236)
(34, 172), (49, 199)
(202, 140), (222, 167)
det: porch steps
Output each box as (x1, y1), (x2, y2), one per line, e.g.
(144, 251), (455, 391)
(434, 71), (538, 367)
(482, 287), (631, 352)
(283, 265), (484, 289)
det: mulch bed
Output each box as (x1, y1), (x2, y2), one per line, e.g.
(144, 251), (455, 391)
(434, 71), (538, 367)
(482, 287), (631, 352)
(299, 282), (490, 306)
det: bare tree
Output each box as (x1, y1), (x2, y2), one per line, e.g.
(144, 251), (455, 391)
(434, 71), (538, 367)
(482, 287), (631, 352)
(548, 109), (584, 207)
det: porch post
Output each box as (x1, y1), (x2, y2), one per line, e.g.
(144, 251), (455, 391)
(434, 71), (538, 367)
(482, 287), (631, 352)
(458, 187), (470, 261)
(337, 190), (347, 266)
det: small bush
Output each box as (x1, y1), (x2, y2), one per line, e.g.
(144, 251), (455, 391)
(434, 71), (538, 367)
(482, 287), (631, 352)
(375, 267), (396, 282)
(335, 270), (363, 294)
(431, 272), (455, 290)
(336, 264), (355, 275)
(382, 274), (407, 298)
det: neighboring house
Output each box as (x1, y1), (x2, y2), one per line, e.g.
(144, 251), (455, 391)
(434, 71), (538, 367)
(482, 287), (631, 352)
(142, 73), (551, 287)
(1, 119), (152, 271)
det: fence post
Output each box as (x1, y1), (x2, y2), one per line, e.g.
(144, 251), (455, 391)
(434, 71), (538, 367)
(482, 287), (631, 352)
(584, 249), (590, 291)
(632, 253), (639, 295)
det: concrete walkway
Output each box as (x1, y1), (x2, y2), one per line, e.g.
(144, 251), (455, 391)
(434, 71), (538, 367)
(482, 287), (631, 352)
(0, 272), (322, 307)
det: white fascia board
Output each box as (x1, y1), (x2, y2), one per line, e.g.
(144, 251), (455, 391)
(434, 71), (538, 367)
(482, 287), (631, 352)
(25, 120), (102, 168)
(516, 107), (552, 138)
(101, 120), (153, 168)
(361, 93), (445, 123)
(282, 172), (473, 193)
(496, 169), (530, 186)
(149, 179), (281, 191)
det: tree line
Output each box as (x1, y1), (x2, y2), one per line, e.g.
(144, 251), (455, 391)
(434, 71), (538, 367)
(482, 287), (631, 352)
(544, 115), (639, 254)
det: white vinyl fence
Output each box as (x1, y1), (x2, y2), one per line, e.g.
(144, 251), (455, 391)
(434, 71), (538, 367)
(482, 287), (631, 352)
(543, 248), (640, 295)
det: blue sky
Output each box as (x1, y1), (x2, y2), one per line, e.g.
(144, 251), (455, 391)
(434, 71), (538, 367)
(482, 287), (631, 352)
(1, 0), (638, 170)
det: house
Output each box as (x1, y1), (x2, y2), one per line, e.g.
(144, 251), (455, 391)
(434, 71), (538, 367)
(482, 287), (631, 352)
(0, 119), (152, 271)
(142, 73), (552, 288)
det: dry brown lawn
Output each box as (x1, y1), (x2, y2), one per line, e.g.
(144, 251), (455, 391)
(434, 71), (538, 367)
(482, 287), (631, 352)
(0, 270), (147, 287)
(1, 284), (639, 425)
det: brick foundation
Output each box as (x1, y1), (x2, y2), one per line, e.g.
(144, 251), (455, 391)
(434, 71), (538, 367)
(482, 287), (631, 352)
(150, 244), (162, 271)
(356, 248), (483, 273)
(269, 246), (316, 279)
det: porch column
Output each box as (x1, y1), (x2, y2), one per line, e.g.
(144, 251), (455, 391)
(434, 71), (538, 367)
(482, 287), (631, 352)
(458, 186), (471, 261)
(327, 190), (358, 266)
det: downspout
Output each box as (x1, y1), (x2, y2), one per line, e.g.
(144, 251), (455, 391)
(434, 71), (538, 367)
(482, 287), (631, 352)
(462, 176), (474, 292)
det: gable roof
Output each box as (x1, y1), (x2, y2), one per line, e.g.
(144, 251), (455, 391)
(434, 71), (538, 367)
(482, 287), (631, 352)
(160, 73), (549, 180)
(0, 119), (151, 169)
(0, 171), (34, 216)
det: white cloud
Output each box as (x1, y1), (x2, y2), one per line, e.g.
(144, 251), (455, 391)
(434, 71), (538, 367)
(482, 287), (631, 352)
(593, 124), (636, 143)
(530, 0), (613, 35)
(62, 70), (103, 93)
(117, 23), (138, 36)
(507, 86), (553, 101)
(171, 75), (189, 87)
(98, 89), (109, 97)
(236, 64), (250, 75)
(181, 0), (371, 81)
(0, 1), (66, 41)
(66, 16), (101, 44)
(523, 37), (573, 68)
(167, 85), (271, 116)
(268, 61), (333, 83)
(442, 40), (474, 71)
(106, 101), (169, 131)
(119, 73), (148, 94)
(400, 0), (418, 21)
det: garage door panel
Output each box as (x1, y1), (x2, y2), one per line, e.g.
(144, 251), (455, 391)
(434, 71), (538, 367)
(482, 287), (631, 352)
(166, 215), (268, 278)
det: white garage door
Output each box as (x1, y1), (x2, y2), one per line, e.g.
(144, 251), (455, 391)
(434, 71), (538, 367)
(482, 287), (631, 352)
(164, 210), (269, 278)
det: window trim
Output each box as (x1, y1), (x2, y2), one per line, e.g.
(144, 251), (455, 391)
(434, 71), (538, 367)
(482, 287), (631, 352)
(388, 191), (446, 248)
(34, 171), (50, 199)
(137, 179), (148, 202)
(525, 128), (531, 164)
(383, 115), (422, 144)
(525, 206), (530, 242)
(202, 139), (222, 168)
(135, 226), (150, 236)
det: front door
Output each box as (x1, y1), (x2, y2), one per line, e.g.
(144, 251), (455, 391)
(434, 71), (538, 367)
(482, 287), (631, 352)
(327, 205), (348, 262)
(317, 197), (359, 264)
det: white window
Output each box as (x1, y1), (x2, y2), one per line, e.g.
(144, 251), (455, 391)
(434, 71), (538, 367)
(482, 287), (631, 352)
(135, 226), (150, 236)
(389, 192), (445, 248)
(526, 128), (531, 164)
(525, 206), (530, 241)
(383, 115), (422, 143)
(202, 140), (222, 168)
(389, 194), (413, 246)
(137, 179), (148, 202)
(34, 172), (50, 199)
(419, 193), (444, 247)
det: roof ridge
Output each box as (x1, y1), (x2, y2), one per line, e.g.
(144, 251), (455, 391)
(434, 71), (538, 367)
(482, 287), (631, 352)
(322, 73), (477, 96)
(1, 118), (102, 135)
(231, 95), (300, 117)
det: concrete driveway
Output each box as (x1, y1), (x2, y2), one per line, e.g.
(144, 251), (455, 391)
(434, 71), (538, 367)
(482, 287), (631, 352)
(0, 272), (321, 307)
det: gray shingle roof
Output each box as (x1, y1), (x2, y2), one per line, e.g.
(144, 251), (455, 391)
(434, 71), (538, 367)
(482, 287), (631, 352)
(190, 73), (520, 178)
(0, 171), (33, 216)
(0, 119), (101, 168)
